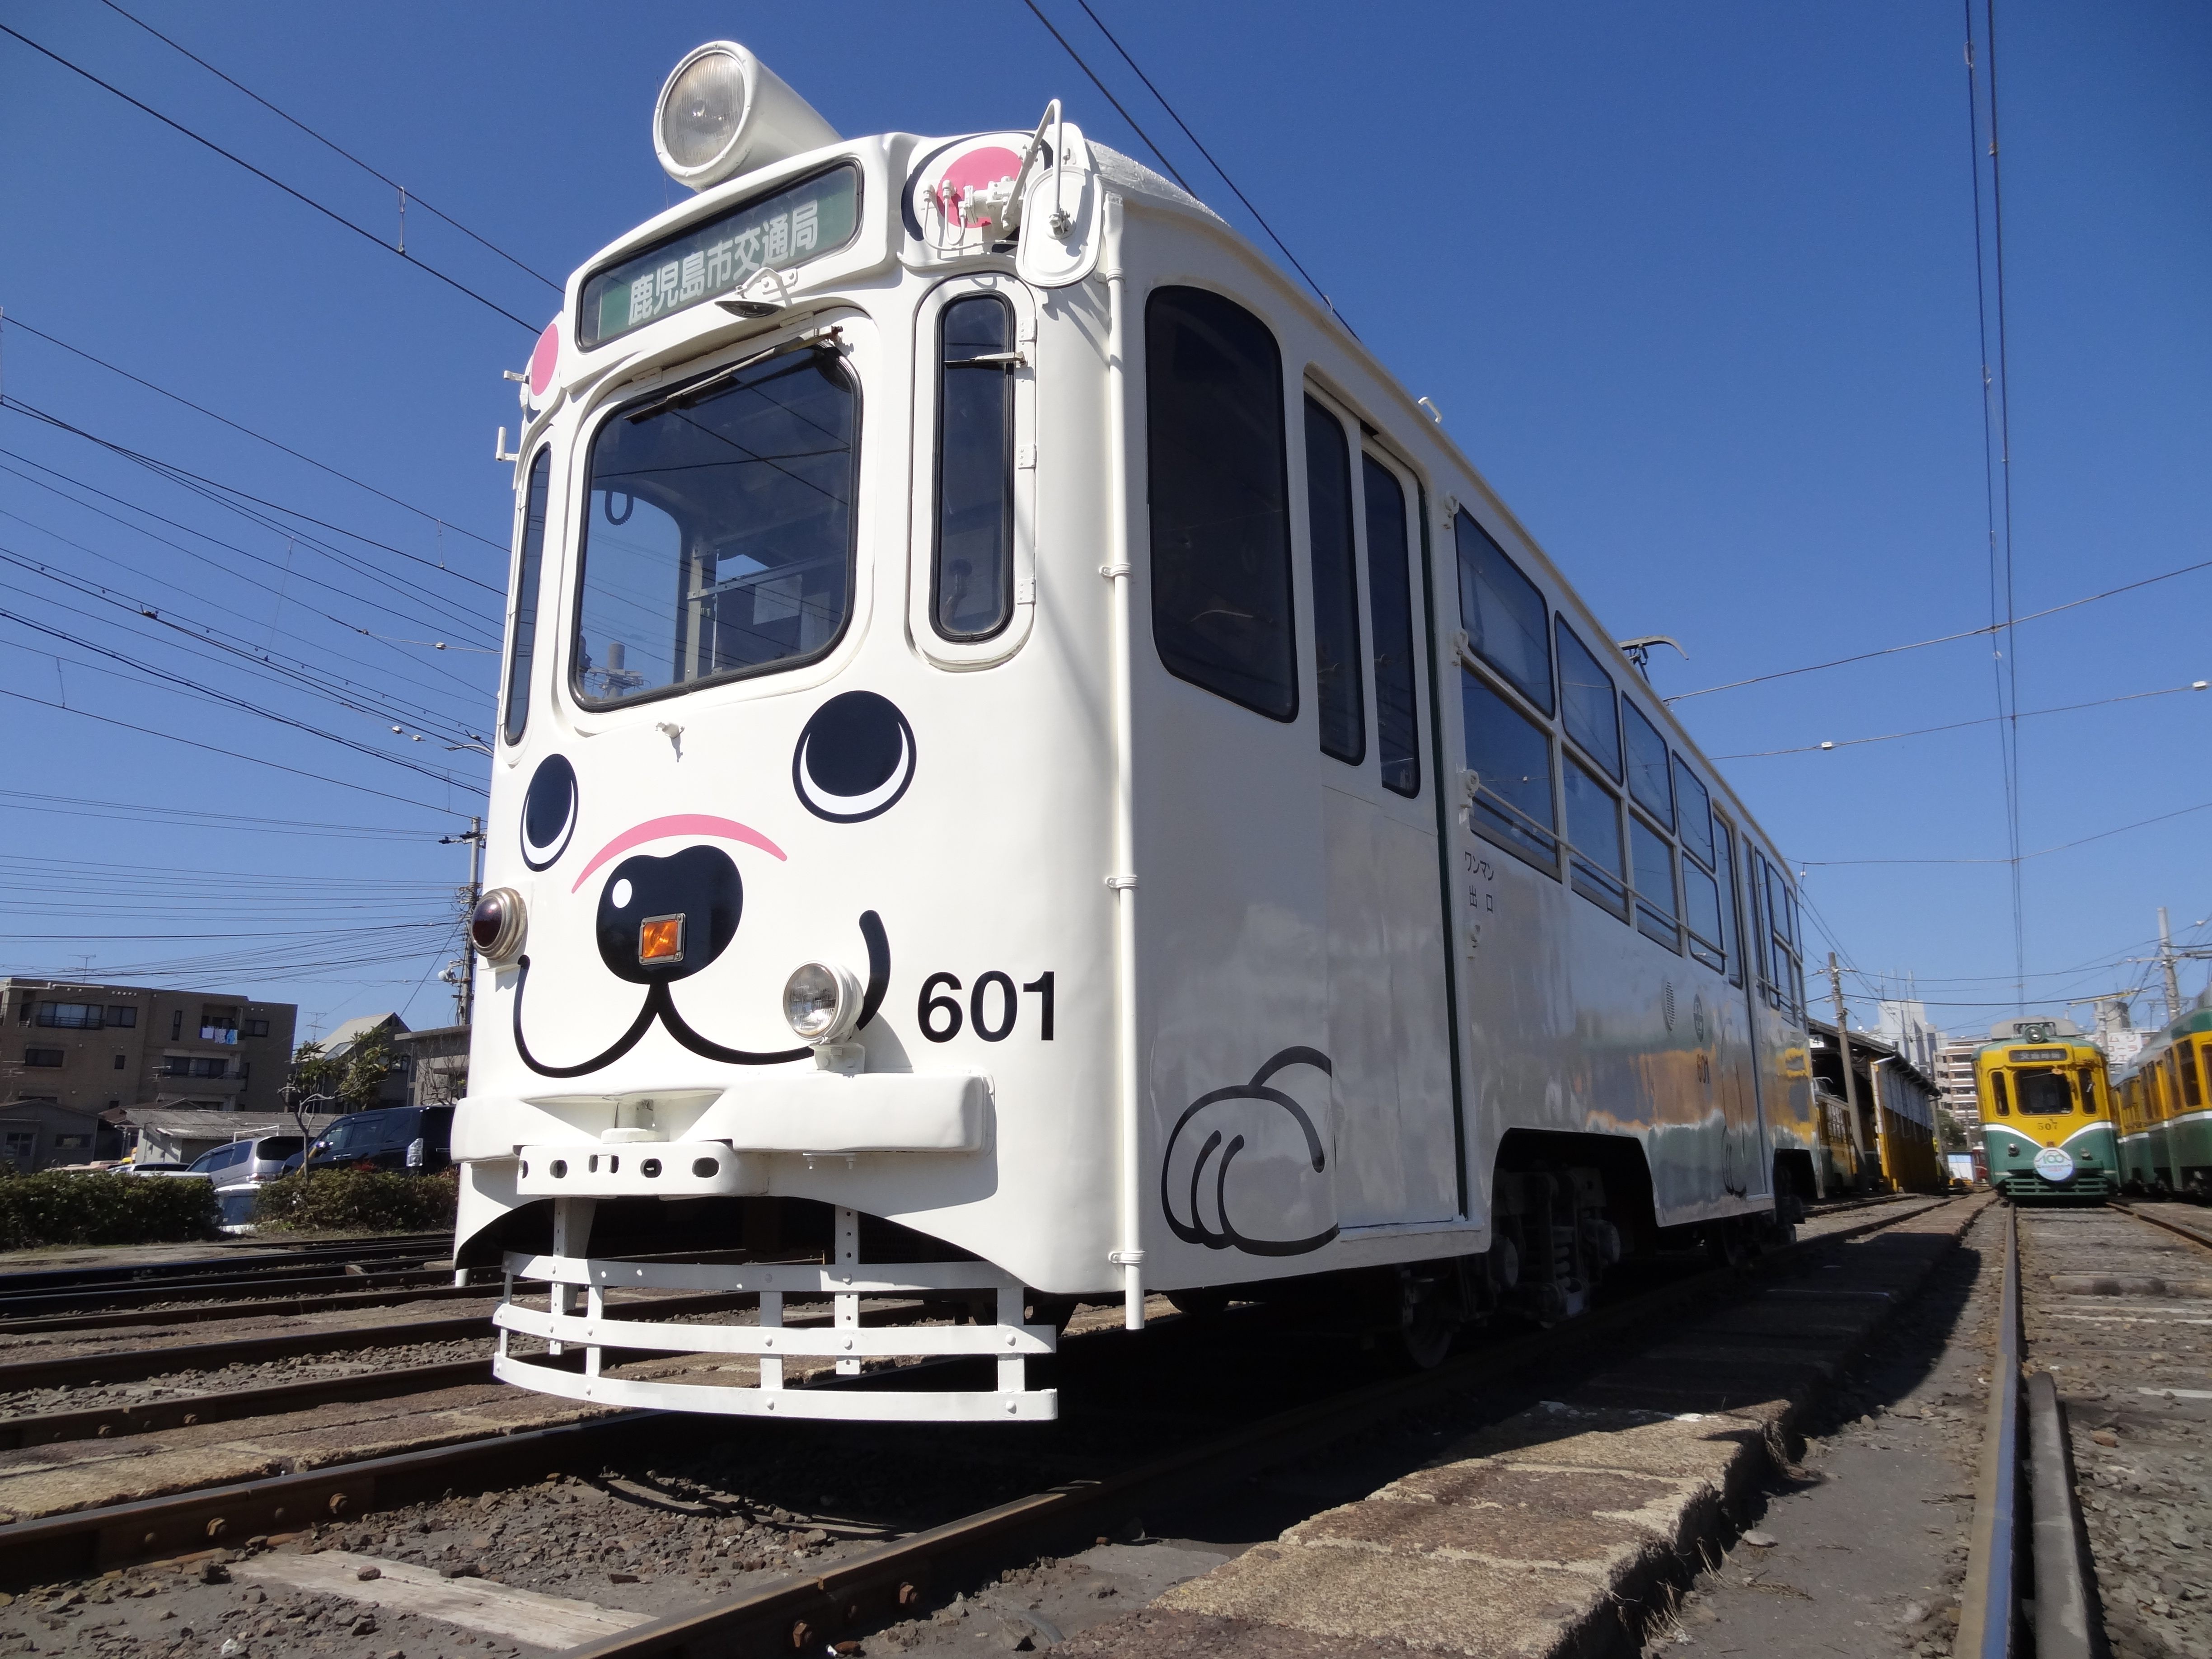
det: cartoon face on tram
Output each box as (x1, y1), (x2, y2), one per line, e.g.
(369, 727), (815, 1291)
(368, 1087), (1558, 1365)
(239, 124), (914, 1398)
(452, 41), (1816, 1422)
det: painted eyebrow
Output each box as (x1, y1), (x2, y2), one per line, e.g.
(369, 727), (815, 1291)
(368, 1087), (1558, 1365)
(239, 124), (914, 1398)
(572, 814), (787, 892)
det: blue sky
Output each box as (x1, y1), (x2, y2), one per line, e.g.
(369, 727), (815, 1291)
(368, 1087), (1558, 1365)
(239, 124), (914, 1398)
(0, 2), (2205, 1040)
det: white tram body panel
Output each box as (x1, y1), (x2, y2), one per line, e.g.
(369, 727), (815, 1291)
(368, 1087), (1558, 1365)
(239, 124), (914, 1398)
(453, 48), (1820, 1420)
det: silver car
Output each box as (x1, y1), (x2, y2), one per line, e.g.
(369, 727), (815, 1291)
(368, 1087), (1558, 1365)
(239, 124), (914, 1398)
(170, 1135), (306, 1230)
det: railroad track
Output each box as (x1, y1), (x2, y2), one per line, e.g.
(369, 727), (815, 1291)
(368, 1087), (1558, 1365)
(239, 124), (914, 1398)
(0, 1234), (451, 1305)
(0, 1196), (1964, 1659)
(1956, 1197), (2211, 1659)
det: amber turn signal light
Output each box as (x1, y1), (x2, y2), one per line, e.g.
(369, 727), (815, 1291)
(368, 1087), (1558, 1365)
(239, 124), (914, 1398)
(639, 914), (685, 964)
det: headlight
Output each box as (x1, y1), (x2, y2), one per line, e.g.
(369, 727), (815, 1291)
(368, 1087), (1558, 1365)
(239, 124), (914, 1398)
(651, 41), (839, 193)
(782, 960), (861, 1045)
(659, 46), (747, 173)
(470, 887), (526, 962)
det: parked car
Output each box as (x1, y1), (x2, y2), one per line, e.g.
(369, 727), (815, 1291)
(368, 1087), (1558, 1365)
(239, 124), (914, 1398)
(302, 1106), (454, 1175)
(134, 1136), (305, 1229)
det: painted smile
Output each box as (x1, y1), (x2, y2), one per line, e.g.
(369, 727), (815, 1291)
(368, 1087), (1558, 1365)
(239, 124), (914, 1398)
(571, 815), (786, 892)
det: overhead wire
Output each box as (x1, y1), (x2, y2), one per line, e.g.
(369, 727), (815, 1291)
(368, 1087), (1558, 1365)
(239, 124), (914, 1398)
(95, 0), (562, 295)
(1964, 0), (2025, 1010)
(0, 21), (539, 333)
(1800, 797), (2212, 868)
(0, 789), (432, 841)
(1016, 0), (1194, 193)
(0, 316), (509, 556)
(1663, 551), (2212, 703)
(1066, 0), (1348, 327)
(0, 684), (472, 817)
(0, 446), (501, 654)
(1714, 680), (2207, 759)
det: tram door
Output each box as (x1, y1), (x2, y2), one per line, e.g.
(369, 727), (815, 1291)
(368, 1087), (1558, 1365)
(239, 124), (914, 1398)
(1713, 814), (1769, 1197)
(1304, 394), (1457, 1228)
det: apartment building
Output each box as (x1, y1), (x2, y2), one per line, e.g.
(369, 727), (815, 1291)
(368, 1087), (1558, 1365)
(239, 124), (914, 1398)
(0, 978), (297, 1167)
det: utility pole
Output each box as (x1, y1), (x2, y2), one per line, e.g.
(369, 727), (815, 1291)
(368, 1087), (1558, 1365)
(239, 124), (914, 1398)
(1827, 952), (1867, 1171)
(438, 817), (486, 1026)
(2157, 907), (2184, 1026)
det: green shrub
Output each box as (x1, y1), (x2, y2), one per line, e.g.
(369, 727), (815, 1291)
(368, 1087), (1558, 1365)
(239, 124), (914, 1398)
(0, 1169), (220, 1250)
(253, 1168), (458, 1234)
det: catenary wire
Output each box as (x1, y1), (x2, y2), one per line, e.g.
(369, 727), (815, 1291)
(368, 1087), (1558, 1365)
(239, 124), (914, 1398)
(1, 317), (509, 555)
(0, 685), (471, 817)
(1714, 680), (2205, 759)
(1016, 0), (1195, 193)
(1070, 0), (1347, 326)
(0, 445), (502, 655)
(1799, 797), (2212, 868)
(0, 545), (489, 733)
(95, 0), (562, 294)
(1662, 551), (2212, 704)
(3, 398), (503, 600)
(0, 790), (431, 841)
(0, 22), (539, 333)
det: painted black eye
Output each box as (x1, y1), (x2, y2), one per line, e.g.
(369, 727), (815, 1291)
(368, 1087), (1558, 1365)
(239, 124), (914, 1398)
(793, 692), (917, 823)
(594, 846), (741, 984)
(520, 754), (578, 870)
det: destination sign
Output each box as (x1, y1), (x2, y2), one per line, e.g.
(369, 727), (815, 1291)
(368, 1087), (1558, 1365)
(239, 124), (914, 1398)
(2007, 1048), (2070, 1063)
(579, 164), (859, 348)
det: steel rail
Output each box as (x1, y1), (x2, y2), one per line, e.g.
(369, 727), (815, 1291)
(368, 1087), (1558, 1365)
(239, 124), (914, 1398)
(0, 1200), (1959, 1597)
(0, 1357), (496, 1450)
(559, 1198), (1975, 1659)
(2026, 1368), (2093, 1659)
(2105, 1200), (2212, 1253)
(1957, 1203), (2021, 1659)
(0, 1287), (793, 1393)
(0, 1262), (457, 1322)
(0, 1236), (450, 1296)
(0, 1273), (487, 1336)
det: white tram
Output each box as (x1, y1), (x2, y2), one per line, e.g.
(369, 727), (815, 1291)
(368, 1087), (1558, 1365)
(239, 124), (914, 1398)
(454, 41), (1823, 1421)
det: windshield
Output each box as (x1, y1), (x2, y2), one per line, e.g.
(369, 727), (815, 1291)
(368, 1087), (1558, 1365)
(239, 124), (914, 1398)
(573, 345), (857, 706)
(2014, 1069), (2074, 1115)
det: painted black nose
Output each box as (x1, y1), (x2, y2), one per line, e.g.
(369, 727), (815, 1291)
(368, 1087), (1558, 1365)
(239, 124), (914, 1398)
(595, 845), (742, 984)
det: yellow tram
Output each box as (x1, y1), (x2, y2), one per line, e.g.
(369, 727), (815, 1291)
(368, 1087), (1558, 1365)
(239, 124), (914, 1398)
(1975, 1017), (2118, 1202)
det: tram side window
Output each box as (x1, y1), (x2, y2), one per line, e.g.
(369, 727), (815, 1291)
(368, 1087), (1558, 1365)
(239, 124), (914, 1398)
(1146, 287), (1296, 721)
(1555, 617), (1620, 779)
(1362, 455), (1420, 797)
(933, 295), (1016, 641)
(2077, 1068), (2101, 1114)
(1303, 399), (1364, 764)
(1622, 700), (1673, 830)
(1992, 1072), (2010, 1114)
(1461, 669), (1558, 870)
(574, 347), (858, 705)
(2015, 1069), (2073, 1115)
(1561, 755), (1626, 917)
(501, 449), (552, 745)
(1630, 815), (1681, 951)
(1714, 817), (1744, 985)
(1674, 759), (1723, 970)
(2180, 1038), (2204, 1109)
(1455, 511), (1552, 715)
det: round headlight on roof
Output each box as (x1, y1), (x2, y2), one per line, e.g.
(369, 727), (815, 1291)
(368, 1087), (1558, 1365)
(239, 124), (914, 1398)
(652, 41), (841, 193)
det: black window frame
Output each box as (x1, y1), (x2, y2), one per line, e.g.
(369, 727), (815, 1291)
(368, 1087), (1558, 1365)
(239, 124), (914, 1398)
(1555, 614), (1621, 780)
(1628, 811), (1682, 953)
(23, 1047), (64, 1068)
(1622, 698), (1674, 830)
(502, 446), (553, 745)
(1459, 665), (1559, 874)
(1302, 396), (1364, 766)
(1454, 509), (1553, 716)
(1362, 450), (1422, 798)
(931, 291), (1018, 643)
(1560, 749), (1628, 918)
(568, 341), (863, 712)
(1144, 286), (1298, 722)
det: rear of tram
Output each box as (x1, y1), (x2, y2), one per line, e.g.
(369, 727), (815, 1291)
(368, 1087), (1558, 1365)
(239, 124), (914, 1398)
(448, 46), (1124, 1422)
(1976, 1026), (2118, 1201)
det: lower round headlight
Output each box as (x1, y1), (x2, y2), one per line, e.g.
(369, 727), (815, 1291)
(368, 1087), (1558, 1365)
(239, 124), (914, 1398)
(470, 887), (526, 961)
(783, 960), (860, 1044)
